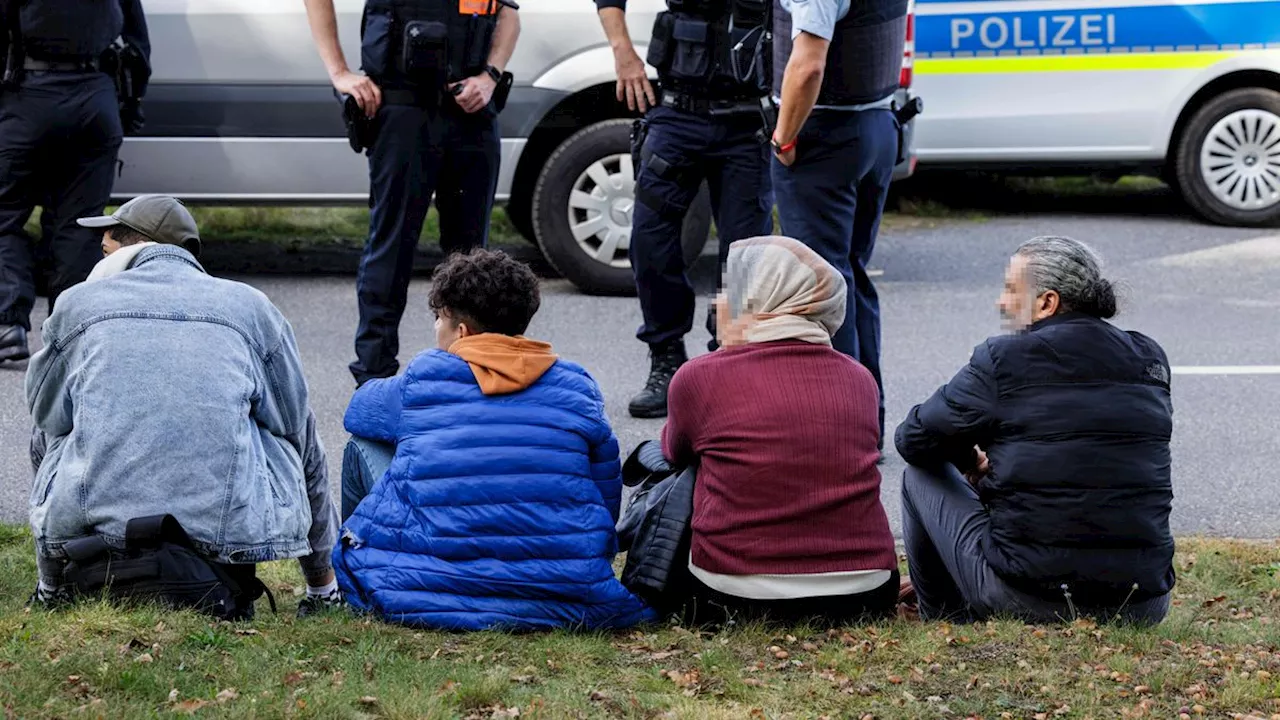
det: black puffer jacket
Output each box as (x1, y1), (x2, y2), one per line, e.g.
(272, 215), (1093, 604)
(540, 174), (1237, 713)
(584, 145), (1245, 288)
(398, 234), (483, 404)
(896, 312), (1176, 606)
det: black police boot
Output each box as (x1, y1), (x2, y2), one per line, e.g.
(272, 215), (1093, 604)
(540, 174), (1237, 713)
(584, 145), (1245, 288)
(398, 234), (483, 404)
(628, 342), (688, 419)
(0, 325), (29, 363)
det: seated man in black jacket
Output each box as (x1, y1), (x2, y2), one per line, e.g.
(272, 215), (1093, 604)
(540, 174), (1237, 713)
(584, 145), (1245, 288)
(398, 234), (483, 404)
(895, 235), (1175, 625)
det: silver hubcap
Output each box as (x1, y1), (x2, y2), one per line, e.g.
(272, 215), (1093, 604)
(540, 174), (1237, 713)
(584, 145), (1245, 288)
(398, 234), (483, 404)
(1200, 108), (1280, 212)
(567, 154), (635, 269)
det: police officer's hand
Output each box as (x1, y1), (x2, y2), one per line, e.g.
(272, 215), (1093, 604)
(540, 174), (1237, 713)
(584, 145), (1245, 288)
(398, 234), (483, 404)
(614, 48), (656, 113)
(332, 70), (382, 118)
(451, 74), (496, 114)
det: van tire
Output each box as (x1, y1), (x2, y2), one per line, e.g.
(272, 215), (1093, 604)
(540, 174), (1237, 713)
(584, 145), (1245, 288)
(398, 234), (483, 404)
(1175, 87), (1280, 227)
(532, 119), (712, 296)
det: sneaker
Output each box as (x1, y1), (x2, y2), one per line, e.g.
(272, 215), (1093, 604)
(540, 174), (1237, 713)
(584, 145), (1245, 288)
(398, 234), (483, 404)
(296, 588), (345, 619)
(0, 325), (29, 363)
(26, 584), (71, 611)
(628, 342), (688, 419)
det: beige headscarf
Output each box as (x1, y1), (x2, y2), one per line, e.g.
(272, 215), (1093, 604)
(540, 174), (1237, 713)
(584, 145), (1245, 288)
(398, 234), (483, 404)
(717, 235), (847, 347)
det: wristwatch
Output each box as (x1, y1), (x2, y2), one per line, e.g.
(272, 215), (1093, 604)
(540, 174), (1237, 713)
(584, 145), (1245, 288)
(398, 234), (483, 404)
(484, 65), (502, 83)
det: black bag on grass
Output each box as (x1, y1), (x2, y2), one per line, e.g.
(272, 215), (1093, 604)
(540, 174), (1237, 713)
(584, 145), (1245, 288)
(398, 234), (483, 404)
(61, 514), (274, 621)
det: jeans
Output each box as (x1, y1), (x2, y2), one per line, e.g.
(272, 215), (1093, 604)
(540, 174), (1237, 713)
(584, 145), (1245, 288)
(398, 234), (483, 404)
(31, 413), (338, 590)
(352, 103), (500, 385)
(341, 436), (396, 521)
(900, 464), (1171, 625)
(0, 72), (122, 329)
(772, 108), (898, 438)
(631, 104), (774, 350)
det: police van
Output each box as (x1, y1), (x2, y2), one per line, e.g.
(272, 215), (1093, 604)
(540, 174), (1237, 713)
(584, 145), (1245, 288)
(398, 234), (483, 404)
(112, 0), (919, 295)
(910, 0), (1280, 226)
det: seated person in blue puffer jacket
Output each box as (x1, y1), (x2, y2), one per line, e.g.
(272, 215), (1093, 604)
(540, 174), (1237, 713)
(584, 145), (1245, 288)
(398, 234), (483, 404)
(333, 249), (656, 631)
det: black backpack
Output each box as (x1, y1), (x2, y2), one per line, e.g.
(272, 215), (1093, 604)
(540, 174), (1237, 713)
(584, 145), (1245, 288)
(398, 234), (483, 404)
(61, 515), (275, 621)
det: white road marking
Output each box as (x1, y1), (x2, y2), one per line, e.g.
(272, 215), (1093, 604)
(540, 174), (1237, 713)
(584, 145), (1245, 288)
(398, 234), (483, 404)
(1172, 366), (1280, 375)
(1154, 236), (1280, 268)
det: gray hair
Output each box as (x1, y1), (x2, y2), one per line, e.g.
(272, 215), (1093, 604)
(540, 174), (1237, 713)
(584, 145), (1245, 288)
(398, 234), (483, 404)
(1015, 236), (1118, 319)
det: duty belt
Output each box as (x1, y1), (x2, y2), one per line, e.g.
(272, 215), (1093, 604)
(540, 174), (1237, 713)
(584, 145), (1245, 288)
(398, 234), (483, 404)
(660, 89), (764, 116)
(24, 57), (100, 73)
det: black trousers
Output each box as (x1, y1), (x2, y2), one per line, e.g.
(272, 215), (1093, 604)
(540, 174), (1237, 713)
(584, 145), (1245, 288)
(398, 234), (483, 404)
(0, 71), (122, 329)
(351, 101), (500, 385)
(630, 104), (773, 350)
(675, 568), (900, 628)
(900, 464), (1171, 625)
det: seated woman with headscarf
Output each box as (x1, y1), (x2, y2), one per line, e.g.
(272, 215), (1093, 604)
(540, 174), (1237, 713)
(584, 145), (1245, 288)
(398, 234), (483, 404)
(661, 236), (900, 625)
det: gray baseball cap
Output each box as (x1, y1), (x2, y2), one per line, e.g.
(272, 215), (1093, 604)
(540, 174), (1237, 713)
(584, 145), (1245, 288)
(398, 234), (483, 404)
(77, 195), (201, 256)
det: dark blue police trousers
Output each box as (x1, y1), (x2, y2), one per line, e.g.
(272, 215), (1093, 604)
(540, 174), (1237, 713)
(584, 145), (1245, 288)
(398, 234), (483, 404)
(631, 104), (773, 349)
(0, 71), (122, 329)
(772, 107), (898, 438)
(352, 102), (500, 385)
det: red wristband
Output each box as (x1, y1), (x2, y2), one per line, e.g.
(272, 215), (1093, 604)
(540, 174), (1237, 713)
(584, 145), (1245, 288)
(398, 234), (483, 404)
(772, 135), (797, 154)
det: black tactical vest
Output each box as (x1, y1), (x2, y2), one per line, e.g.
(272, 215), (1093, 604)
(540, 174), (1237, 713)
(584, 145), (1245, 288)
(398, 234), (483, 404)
(360, 0), (498, 91)
(772, 0), (907, 106)
(645, 0), (772, 99)
(19, 0), (123, 59)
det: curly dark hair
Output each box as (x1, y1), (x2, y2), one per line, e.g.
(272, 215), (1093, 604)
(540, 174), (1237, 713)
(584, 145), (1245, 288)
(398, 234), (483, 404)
(428, 248), (541, 336)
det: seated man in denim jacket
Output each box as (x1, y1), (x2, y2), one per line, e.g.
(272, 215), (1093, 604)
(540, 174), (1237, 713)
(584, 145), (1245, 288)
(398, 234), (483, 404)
(26, 195), (341, 618)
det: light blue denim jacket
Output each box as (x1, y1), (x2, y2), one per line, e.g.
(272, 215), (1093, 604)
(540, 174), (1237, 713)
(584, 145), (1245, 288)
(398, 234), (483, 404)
(26, 246), (338, 576)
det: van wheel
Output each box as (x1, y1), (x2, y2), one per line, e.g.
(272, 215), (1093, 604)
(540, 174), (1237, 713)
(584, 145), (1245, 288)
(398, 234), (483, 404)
(1175, 88), (1280, 227)
(532, 119), (712, 296)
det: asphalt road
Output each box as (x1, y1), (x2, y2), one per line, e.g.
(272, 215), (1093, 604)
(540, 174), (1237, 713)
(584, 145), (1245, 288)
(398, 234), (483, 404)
(2, 199), (1278, 539)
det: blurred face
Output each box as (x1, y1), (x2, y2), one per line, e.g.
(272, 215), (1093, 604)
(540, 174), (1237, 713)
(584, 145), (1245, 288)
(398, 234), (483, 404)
(434, 309), (471, 350)
(101, 228), (123, 256)
(714, 294), (748, 348)
(999, 254), (1059, 331)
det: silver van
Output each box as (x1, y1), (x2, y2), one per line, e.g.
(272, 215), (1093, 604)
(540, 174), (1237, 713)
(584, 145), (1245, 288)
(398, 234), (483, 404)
(113, 0), (920, 294)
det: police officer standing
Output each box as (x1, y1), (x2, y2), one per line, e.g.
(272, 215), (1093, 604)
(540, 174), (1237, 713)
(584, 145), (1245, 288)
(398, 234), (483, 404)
(770, 0), (907, 442)
(304, 0), (521, 387)
(595, 0), (775, 419)
(0, 0), (150, 363)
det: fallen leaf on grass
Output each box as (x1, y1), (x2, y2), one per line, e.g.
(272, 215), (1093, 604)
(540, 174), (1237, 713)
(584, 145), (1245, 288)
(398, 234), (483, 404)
(1204, 595), (1228, 608)
(216, 689), (239, 704)
(168, 690), (179, 703)
(358, 697), (378, 707)
(174, 700), (210, 714)
(233, 629), (259, 636)
(134, 653), (153, 664)
(887, 675), (903, 685)
(743, 678), (764, 687)
(589, 691), (609, 702)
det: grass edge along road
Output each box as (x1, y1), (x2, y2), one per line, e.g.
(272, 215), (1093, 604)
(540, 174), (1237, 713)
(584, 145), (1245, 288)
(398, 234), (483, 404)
(2, 526), (1279, 720)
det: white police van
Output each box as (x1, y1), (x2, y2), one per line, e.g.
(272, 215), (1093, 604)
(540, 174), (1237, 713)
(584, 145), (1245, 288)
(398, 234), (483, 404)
(910, 0), (1280, 226)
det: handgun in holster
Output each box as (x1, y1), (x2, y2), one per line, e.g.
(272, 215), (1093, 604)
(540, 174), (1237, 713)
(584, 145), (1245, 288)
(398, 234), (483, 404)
(891, 95), (923, 164)
(338, 91), (375, 155)
(630, 117), (650, 181)
(1, 2), (23, 91)
(755, 97), (778, 146)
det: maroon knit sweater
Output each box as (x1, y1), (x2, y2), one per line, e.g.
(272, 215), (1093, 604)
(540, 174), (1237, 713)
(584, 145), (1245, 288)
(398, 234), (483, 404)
(662, 340), (897, 576)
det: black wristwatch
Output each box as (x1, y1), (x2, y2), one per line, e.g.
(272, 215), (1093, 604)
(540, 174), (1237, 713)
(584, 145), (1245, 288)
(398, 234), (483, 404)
(484, 65), (502, 83)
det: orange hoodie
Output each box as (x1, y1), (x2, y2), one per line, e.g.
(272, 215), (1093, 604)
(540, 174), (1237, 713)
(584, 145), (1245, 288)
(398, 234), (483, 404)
(449, 334), (558, 395)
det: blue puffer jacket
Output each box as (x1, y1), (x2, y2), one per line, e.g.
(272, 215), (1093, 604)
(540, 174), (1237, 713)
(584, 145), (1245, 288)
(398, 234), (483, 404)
(332, 336), (656, 631)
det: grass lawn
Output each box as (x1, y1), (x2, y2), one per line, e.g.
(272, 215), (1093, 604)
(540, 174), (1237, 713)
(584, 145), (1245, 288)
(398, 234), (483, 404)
(2, 527), (1279, 720)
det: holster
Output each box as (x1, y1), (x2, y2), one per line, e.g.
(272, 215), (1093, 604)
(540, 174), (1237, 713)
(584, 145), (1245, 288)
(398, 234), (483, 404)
(629, 117), (650, 182)
(101, 38), (151, 134)
(338, 90), (375, 155)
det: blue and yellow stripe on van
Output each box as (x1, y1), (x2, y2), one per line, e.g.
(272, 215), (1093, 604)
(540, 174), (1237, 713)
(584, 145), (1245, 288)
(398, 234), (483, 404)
(912, 0), (1280, 74)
